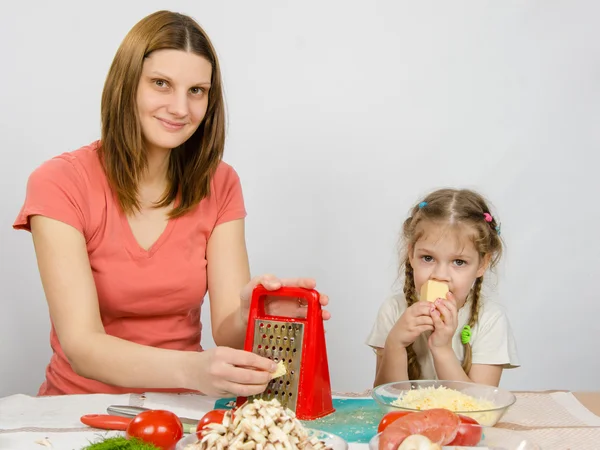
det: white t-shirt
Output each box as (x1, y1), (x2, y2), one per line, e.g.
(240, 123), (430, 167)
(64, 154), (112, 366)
(365, 293), (520, 379)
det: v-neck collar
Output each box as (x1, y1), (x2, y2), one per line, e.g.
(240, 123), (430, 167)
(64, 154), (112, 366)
(115, 192), (180, 259)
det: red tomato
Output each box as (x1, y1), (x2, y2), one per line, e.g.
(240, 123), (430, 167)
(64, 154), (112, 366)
(448, 415), (483, 446)
(125, 409), (183, 450)
(377, 411), (411, 433)
(196, 409), (228, 437)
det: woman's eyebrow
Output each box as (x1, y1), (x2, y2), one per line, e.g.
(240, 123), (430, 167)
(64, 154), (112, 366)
(149, 70), (211, 86)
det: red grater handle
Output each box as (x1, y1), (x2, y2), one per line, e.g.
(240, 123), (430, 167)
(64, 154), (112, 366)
(250, 285), (322, 323)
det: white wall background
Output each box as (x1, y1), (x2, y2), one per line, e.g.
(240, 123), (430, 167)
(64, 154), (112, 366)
(1, 0), (599, 397)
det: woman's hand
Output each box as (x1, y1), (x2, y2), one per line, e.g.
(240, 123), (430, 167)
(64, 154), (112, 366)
(428, 292), (459, 350)
(189, 347), (277, 397)
(387, 301), (434, 348)
(239, 274), (330, 324)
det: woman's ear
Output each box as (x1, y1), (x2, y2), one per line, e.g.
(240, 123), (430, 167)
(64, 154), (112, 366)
(476, 253), (491, 277)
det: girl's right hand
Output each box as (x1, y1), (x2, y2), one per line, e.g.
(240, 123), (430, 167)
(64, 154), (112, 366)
(388, 301), (435, 348)
(189, 347), (277, 397)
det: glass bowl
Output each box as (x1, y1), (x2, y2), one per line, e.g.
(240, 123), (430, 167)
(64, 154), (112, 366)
(176, 428), (348, 450)
(372, 380), (516, 426)
(369, 427), (541, 449)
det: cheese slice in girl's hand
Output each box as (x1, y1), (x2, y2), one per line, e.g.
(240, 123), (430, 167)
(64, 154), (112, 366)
(270, 360), (287, 379)
(420, 280), (449, 302)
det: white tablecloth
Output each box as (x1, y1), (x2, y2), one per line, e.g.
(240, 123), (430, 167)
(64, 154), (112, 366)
(2, 391), (600, 450)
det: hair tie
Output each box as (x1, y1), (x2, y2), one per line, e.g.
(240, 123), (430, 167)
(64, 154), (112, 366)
(461, 325), (471, 344)
(483, 213), (493, 223)
(418, 201), (427, 209)
(495, 223), (502, 236)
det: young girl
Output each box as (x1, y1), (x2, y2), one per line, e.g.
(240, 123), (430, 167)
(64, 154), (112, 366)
(366, 188), (519, 387)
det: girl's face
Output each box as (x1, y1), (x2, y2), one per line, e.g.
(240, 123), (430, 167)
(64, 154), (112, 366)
(409, 221), (489, 308)
(136, 49), (212, 153)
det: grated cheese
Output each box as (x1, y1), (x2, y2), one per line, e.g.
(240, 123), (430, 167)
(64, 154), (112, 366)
(392, 385), (496, 412)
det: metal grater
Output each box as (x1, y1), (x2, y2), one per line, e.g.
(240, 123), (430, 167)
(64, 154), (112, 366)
(236, 286), (334, 420)
(247, 320), (304, 410)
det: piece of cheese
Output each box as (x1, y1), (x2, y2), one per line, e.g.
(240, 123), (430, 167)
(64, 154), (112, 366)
(420, 280), (449, 303)
(270, 360), (287, 380)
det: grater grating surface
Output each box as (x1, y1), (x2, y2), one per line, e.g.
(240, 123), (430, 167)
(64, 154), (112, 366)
(248, 319), (304, 410)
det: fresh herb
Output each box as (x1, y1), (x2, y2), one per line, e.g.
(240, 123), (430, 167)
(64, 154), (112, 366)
(81, 436), (162, 450)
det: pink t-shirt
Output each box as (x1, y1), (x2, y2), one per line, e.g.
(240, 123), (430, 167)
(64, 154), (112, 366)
(13, 141), (247, 395)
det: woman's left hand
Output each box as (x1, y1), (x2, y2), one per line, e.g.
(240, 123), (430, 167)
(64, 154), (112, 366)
(428, 292), (458, 350)
(240, 274), (331, 325)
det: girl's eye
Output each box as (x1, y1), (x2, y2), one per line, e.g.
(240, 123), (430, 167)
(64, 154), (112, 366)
(154, 79), (168, 88)
(190, 87), (204, 95)
(422, 255), (434, 263)
(454, 259), (467, 267)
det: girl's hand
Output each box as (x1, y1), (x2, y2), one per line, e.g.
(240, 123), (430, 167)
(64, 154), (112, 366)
(388, 301), (435, 348)
(428, 292), (459, 350)
(239, 274), (330, 325)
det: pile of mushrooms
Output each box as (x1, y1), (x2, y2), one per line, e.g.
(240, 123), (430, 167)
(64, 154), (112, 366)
(187, 399), (331, 450)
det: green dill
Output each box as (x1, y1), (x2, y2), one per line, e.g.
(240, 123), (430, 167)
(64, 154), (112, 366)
(81, 436), (162, 450)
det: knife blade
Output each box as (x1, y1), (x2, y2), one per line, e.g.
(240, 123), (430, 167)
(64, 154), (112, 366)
(107, 405), (199, 433)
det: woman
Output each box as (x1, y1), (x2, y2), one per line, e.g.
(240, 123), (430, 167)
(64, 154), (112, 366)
(13, 10), (329, 397)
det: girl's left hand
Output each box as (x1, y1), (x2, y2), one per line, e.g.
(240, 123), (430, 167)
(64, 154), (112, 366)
(240, 274), (331, 325)
(428, 292), (459, 349)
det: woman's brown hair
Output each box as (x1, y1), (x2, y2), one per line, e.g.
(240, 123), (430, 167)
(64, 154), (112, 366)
(99, 10), (225, 218)
(401, 189), (503, 379)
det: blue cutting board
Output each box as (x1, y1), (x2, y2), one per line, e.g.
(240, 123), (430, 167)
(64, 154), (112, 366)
(214, 397), (382, 443)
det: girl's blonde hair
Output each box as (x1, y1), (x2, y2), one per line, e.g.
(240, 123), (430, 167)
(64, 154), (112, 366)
(401, 188), (503, 379)
(99, 10), (225, 218)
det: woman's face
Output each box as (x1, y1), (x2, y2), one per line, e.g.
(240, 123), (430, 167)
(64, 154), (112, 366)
(136, 49), (212, 153)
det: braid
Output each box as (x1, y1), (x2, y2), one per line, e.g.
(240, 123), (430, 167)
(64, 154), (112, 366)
(462, 275), (483, 374)
(403, 258), (421, 380)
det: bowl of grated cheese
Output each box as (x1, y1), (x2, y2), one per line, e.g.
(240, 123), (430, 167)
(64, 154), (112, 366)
(372, 380), (516, 426)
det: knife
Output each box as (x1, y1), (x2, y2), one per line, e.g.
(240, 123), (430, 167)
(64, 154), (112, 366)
(81, 413), (132, 431)
(107, 405), (199, 434)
